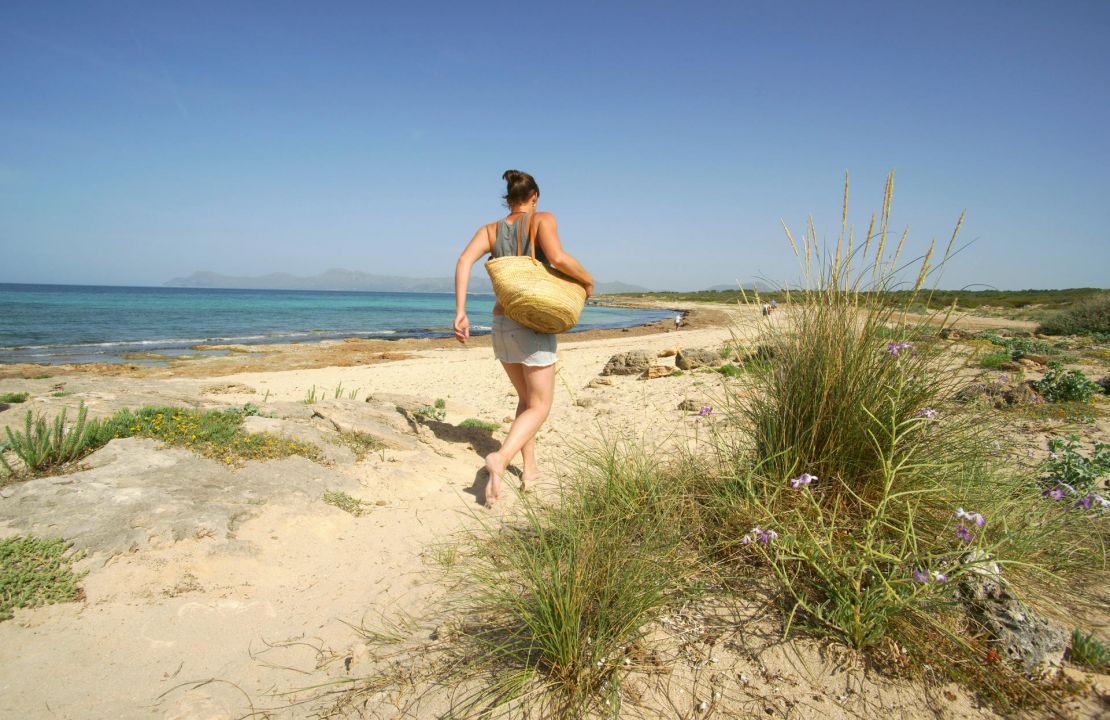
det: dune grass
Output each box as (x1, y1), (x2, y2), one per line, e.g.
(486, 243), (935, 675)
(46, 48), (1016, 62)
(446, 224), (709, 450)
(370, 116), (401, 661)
(344, 172), (1108, 717)
(0, 392), (29, 404)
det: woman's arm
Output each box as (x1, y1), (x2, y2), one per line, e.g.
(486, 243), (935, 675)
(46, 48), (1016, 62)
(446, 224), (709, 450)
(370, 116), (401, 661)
(454, 224), (494, 343)
(532, 212), (595, 297)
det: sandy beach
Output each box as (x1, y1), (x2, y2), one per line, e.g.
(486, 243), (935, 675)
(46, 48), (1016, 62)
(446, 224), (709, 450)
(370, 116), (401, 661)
(1, 300), (1107, 719)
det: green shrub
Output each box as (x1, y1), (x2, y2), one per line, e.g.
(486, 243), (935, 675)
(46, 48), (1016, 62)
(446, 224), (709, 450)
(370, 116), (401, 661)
(338, 430), (386, 460)
(1, 403), (97, 475)
(0, 535), (86, 621)
(1069, 629), (1110, 668)
(1032, 363), (1102, 402)
(1041, 435), (1110, 500)
(978, 350), (1012, 369)
(715, 363), (743, 378)
(460, 418), (499, 432)
(1038, 292), (1110, 336)
(0, 392), (29, 403)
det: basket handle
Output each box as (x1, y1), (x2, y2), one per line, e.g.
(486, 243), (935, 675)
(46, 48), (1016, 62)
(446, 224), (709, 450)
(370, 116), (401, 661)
(520, 211), (538, 261)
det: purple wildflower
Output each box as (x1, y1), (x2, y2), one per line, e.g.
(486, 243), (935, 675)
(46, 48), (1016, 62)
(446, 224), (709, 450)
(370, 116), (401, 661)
(913, 569), (929, 584)
(997, 374), (1010, 385)
(914, 408), (938, 419)
(698, 406), (712, 417)
(1075, 494), (1094, 510)
(1095, 494), (1110, 510)
(885, 341), (913, 357)
(955, 508), (986, 527)
(740, 535), (752, 545)
(1044, 485), (1068, 501)
(757, 528), (778, 544)
(955, 524), (973, 543)
(790, 472), (817, 489)
(931, 571), (948, 584)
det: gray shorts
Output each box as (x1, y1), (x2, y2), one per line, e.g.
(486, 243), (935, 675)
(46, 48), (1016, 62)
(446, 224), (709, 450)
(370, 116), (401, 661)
(492, 315), (558, 367)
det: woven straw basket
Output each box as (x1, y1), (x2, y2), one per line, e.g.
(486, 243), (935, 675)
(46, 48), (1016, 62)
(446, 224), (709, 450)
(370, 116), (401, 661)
(485, 212), (587, 334)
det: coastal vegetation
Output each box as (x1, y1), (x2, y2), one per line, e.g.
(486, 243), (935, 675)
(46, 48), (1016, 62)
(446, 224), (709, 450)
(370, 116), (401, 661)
(0, 392), (29, 404)
(344, 174), (1109, 717)
(1037, 292), (1110, 336)
(1, 402), (321, 479)
(0, 534), (86, 622)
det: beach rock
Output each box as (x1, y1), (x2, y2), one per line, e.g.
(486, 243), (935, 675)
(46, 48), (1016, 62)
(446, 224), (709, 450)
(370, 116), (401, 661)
(601, 350), (652, 376)
(586, 377), (613, 389)
(201, 382), (256, 395)
(748, 345), (777, 362)
(678, 399), (707, 412)
(310, 399), (423, 451)
(939, 328), (969, 340)
(958, 560), (1067, 672)
(0, 438), (362, 560)
(657, 348), (678, 358)
(1002, 382), (1044, 407)
(575, 397), (597, 408)
(1022, 353), (1050, 366)
(1097, 376), (1110, 395)
(675, 348), (722, 370)
(640, 365), (673, 380)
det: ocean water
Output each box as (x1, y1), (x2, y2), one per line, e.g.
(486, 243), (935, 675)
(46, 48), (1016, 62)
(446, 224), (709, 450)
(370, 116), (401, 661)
(0, 284), (674, 365)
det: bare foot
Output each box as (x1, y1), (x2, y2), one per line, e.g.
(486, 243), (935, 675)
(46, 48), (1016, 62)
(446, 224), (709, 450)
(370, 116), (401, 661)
(520, 469), (542, 494)
(484, 452), (504, 508)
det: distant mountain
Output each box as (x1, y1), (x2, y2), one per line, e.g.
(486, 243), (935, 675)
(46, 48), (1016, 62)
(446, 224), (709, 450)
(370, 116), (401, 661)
(164, 269), (650, 295)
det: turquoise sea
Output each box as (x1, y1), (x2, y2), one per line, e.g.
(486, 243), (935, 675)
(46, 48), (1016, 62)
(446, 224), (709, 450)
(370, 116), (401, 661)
(0, 284), (674, 365)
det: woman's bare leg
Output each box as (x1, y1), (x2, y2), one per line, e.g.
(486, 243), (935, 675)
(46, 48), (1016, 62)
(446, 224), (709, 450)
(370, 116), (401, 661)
(485, 362), (556, 506)
(500, 362), (540, 491)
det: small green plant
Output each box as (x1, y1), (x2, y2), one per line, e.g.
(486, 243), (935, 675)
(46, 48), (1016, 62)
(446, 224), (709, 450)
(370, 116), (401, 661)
(1, 403), (96, 475)
(323, 489), (374, 516)
(434, 398), (446, 410)
(1069, 629), (1110, 668)
(339, 431), (387, 461)
(347, 387), (360, 400)
(975, 332), (1055, 360)
(414, 405), (446, 422)
(978, 350), (1012, 369)
(459, 418), (499, 432)
(333, 382), (344, 399)
(0, 392), (29, 403)
(0, 535), (87, 621)
(1041, 435), (1110, 497)
(1032, 363), (1102, 402)
(715, 363), (743, 378)
(303, 385), (320, 404)
(667, 369), (684, 377)
(50, 391), (72, 398)
(238, 403), (261, 417)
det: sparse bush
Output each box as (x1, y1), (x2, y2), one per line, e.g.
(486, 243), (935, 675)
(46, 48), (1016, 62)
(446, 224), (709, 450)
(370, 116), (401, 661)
(0, 535), (86, 621)
(1038, 292), (1110, 336)
(715, 363), (743, 378)
(323, 489), (374, 516)
(460, 418), (499, 432)
(338, 430), (386, 460)
(978, 350), (1012, 369)
(0, 392), (29, 403)
(1041, 435), (1110, 501)
(1032, 363), (1102, 402)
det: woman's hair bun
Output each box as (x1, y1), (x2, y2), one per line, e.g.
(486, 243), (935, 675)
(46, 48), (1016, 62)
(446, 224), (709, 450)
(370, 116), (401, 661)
(501, 169), (540, 207)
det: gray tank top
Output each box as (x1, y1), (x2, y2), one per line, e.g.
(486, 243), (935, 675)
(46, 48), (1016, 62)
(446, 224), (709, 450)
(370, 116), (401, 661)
(489, 212), (549, 265)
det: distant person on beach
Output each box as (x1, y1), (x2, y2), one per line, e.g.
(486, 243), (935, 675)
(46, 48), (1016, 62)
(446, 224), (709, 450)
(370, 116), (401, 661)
(674, 314), (681, 330)
(770, 299), (777, 313)
(453, 170), (594, 508)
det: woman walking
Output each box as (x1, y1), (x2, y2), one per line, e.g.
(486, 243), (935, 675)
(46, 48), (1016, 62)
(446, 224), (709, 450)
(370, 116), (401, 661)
(453, 170), (594, 507)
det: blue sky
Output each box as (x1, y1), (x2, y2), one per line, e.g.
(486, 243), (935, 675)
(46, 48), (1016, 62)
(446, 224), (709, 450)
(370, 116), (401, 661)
(1, 0), (1107, 291)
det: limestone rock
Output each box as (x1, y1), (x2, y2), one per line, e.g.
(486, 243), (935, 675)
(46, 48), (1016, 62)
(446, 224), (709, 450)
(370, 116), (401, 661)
(675, 348), (722, 370)
(640, 365), (673, 380)
(200, 382), (256, 395)
(959, 562), (1067, 672)
(601, 350), (652, 376)
(678, 399), (707, 412)
(586, 377), (613, 389)
(657, 348), (678, 358)
(1022, 353), (1050, 366)
(1000, 381), (1044, 407)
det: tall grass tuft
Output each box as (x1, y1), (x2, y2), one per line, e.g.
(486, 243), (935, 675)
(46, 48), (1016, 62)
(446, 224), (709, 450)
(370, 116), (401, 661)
(430, 437), (697, 718)
(699, 171), (1107, 709)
